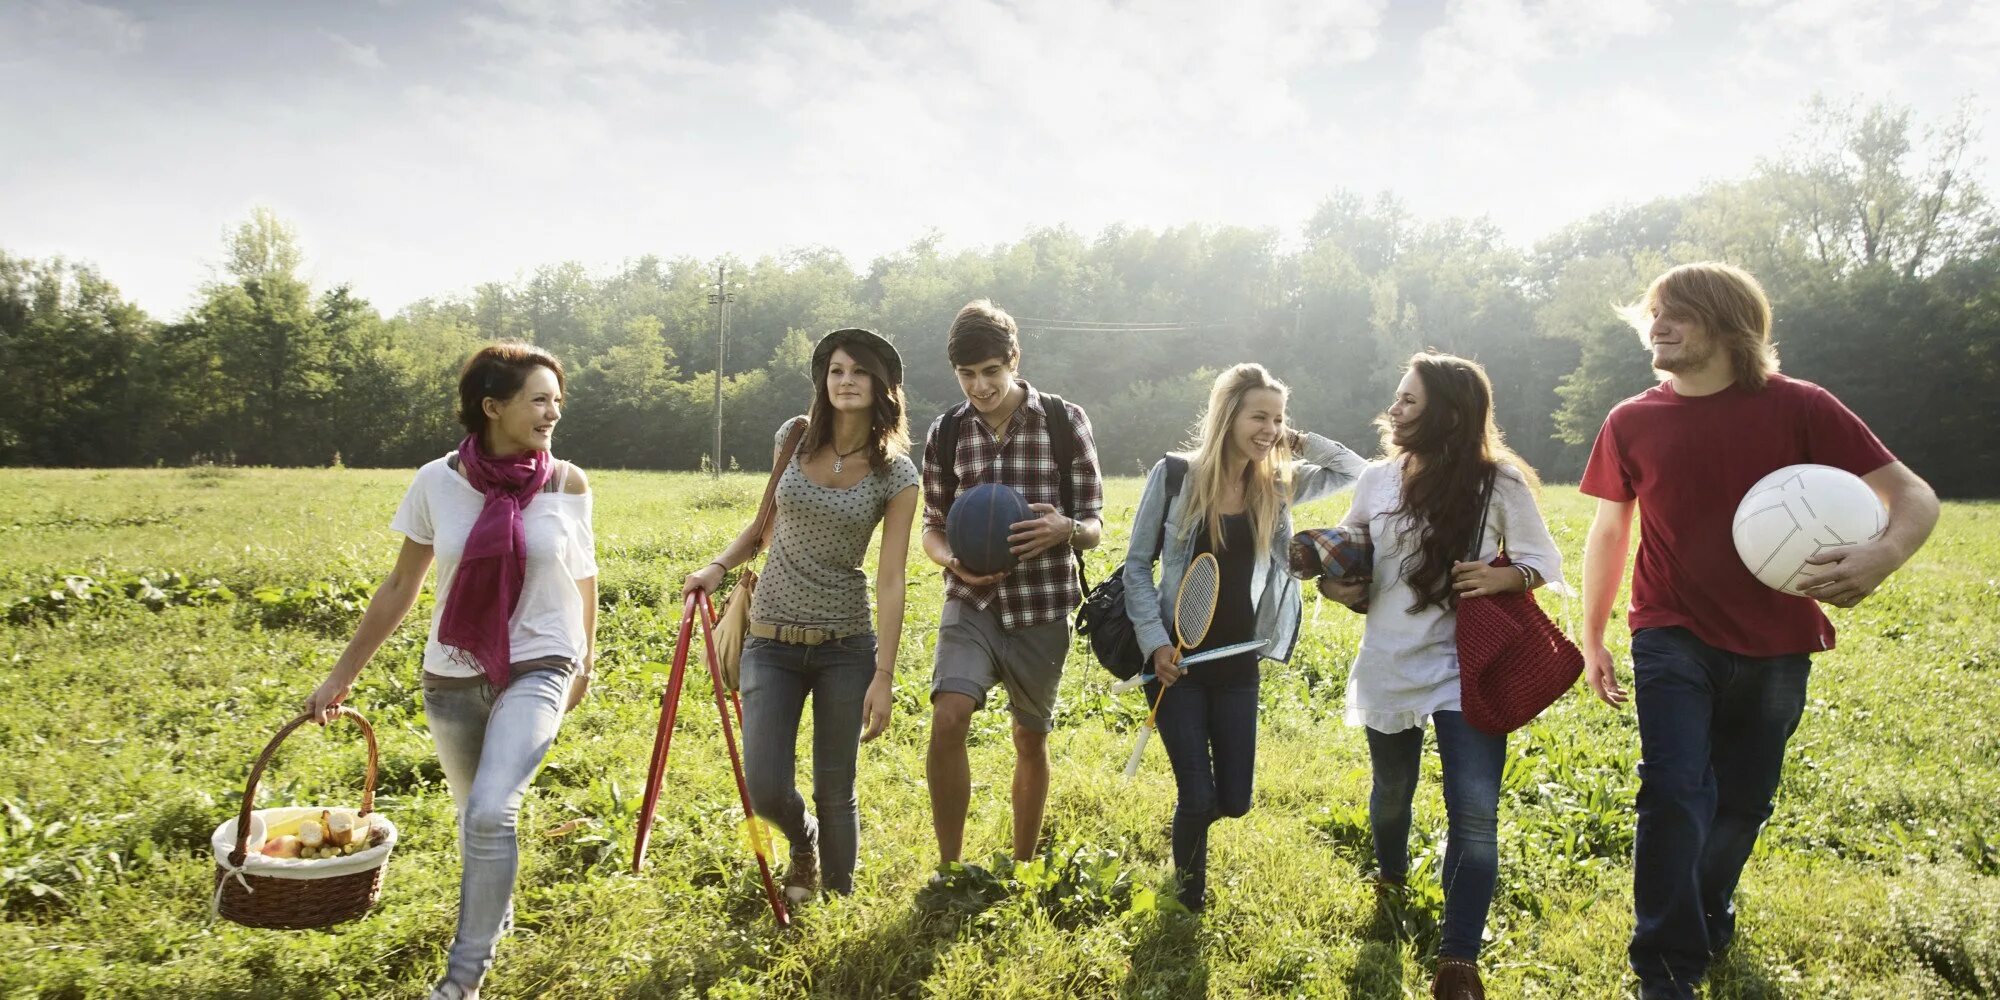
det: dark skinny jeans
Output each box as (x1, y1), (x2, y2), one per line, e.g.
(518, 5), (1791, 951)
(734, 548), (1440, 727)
(1147, 667), (1260, 910)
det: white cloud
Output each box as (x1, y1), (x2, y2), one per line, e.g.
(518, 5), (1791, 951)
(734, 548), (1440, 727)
(461, 0), (707, 85)
(323, 30), (385, 71)
(727, 0), (1385, 222)
(5, 0), (1999, 318)
(3, 0), (145, 54)
(1414, 0), (1673, 110)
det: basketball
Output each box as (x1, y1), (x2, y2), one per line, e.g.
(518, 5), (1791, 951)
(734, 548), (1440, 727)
(1732, 464), (1887, 596)
(946, 482), (1033, 576)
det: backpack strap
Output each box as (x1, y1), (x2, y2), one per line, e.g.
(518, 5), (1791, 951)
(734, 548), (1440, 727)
(1039, 392), (1077, 520)
(1157, 455), (1190, 554)
(936, 403), (965, 513)
(1038, 393), (1088, 587)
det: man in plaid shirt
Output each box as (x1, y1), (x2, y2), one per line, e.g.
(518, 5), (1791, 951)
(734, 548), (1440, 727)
(921, 299), (1104, 872)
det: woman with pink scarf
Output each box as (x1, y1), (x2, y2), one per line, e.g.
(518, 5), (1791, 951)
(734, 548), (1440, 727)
(305, 342), (597, 1000)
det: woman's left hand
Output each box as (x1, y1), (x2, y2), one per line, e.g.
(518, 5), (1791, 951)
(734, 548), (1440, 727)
(1452, 561), (1521, 598)
(860, 671), (894, 742)
(565, 656), (595, 711)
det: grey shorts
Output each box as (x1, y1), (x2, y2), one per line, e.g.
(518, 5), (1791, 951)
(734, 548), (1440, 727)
(930, 599), (1071, 732)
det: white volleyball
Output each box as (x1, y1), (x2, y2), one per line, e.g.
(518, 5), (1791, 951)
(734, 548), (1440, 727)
(1732, 464), (1887, 596)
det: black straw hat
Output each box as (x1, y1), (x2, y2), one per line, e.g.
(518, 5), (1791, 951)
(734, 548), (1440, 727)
(812, 328), (903, 387)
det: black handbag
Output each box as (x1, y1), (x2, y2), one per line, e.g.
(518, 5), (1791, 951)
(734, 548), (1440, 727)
(1076, 456), (1188, 679)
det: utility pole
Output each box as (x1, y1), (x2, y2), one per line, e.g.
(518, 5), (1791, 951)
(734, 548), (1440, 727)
(708, 263), (735, 478)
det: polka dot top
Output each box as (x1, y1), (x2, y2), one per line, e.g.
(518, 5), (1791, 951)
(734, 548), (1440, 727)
(751, 417), (920, 630)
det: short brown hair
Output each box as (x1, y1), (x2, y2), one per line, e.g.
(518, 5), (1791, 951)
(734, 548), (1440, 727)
(457, 341), (565, 435)
(947, 299), (1020, 367)
(1623, 262), (1780, 389)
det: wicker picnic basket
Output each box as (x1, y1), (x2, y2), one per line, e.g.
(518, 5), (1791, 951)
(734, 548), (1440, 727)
(210, 707), (398, 929)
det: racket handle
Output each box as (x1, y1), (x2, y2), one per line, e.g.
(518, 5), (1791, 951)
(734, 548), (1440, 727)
(1111, 673), (1153, 694)
(1123, 725), (1151, 778)
(1144, 682), (1169, 728)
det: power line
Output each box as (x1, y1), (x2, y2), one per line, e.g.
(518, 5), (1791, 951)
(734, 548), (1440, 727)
(1016, 317), (1237, 335)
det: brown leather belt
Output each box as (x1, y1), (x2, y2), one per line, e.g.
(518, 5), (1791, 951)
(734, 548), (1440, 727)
(748, 621), (869, 646)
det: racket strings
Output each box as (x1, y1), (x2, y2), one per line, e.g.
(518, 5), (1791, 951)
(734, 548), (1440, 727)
(1175, 553), (1220, 649)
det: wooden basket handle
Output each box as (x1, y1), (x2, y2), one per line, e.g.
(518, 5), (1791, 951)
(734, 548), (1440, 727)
(228, 707), (379, 867)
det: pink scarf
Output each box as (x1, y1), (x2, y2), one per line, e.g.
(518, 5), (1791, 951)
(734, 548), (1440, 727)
(438, 435), (553, 687)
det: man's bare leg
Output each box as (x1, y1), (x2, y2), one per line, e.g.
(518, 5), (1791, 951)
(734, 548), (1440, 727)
(1010, 722), (1050, 862)
(928, 693), (977, 864)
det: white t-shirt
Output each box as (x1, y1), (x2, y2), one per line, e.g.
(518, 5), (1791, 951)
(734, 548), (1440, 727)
(391, 456), (599, 678)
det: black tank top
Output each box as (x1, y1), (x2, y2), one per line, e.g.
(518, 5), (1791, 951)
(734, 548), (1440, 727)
(1186, 511), (1259, 683)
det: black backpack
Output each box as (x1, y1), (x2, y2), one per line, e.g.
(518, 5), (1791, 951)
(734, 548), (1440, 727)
(1075, 455), (1189, 680)
(935, 392), (1085, 582)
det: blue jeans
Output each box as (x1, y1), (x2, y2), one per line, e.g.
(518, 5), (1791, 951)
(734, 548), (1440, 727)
(1146, 669), (1259, 910)
(739, 632), (877, 893)
(422, 665), (571, 989)
(1628, 626), (1811, 999)
(1365, 710), (1506, 960)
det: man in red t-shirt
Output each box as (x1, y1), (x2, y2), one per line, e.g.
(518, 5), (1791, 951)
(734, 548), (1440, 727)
(1577, 262), (1938, 1000)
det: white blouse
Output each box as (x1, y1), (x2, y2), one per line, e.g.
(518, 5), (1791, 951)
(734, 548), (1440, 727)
(1339, 458), (1566, 733)
(390, 457), (599, 678)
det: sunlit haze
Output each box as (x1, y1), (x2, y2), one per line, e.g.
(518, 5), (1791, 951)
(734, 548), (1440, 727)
(4, 0), (1995, 316)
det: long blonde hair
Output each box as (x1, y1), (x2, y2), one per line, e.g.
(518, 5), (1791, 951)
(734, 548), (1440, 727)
(1174, 364), (1294, 551)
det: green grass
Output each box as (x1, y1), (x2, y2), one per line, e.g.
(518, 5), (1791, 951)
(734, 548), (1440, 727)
(0, 468), (1995, 998)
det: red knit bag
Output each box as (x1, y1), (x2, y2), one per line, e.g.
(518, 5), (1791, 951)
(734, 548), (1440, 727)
(1456, 471), (1584, 736)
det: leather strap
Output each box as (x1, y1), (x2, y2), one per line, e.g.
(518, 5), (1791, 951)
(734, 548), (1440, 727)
(748, 621), (869, 645)
(749, 418), (809, 557)
(1467, 466), (1498, 560)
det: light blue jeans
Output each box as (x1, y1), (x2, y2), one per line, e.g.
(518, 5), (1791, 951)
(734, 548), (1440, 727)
(738, 632), (877, 893)
(422, 663), (571, 989)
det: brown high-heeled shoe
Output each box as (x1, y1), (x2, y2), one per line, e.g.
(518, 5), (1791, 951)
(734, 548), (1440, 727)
(1433, 957), (1485, 1000)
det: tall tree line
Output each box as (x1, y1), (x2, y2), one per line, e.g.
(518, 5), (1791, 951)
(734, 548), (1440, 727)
(4, 99), (1995, 494)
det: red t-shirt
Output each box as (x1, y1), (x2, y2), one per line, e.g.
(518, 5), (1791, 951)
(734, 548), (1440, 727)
(1578, 373), (1896, 657)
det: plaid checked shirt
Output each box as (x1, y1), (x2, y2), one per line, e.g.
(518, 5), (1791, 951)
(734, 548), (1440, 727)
(922, 381), (1105, 630)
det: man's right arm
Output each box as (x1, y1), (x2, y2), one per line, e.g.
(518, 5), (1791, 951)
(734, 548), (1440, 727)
(1581, 497), (1635, 708)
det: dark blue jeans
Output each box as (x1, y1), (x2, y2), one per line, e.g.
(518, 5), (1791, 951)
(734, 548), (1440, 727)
(738, 632), (877, 893)
(1365, 710), (1506, 960)
(1146, 669), (1259, 910)
(1628, 626), (1811, 999)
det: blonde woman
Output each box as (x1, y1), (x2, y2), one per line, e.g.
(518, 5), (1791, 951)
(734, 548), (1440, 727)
(1123, 363), (1365, 911)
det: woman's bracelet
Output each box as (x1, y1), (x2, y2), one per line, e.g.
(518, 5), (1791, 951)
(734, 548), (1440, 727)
(706, 560), (728, 574)
(1515, 564), (1536, 589)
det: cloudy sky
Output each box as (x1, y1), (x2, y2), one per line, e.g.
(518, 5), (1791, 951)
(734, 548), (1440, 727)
(3, 0), (1995, 317)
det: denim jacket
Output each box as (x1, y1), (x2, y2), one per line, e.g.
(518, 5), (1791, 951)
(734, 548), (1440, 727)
(1123, 433), (1366, 664)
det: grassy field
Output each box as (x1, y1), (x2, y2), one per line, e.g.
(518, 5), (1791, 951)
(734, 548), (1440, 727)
(1, 467), (1996, 999)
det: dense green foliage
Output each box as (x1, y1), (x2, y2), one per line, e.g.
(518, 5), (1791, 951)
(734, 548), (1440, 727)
(3, 100), (1995, 493)
(1, 469), (1995, 998)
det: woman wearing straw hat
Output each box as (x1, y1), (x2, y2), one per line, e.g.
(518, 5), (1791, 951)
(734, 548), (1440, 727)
(304, 341), (598, 1000)
(683, 328), (918, 903)
(1317, 351), (1564, 1000)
